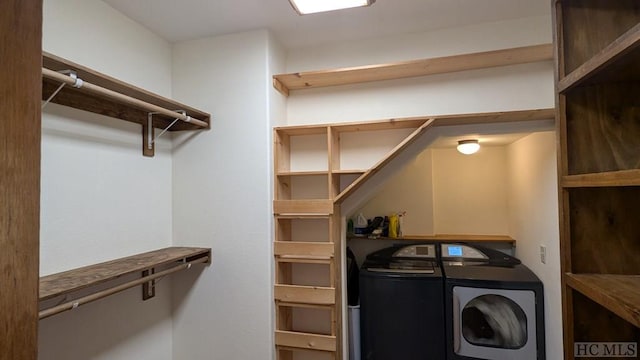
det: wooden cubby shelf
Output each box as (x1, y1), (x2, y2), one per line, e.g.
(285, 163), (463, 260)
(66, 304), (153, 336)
(565, 273), (640, 328)
(558, 22), (640, 92)
(555, 1), (640, 357)
(39, 247), (211, 319)
(275, 331), (337, 352)
(42, 52), (211, 156)
(273, 44), (553, 96)
(274, 284), (336, 305)
(562, 169), (640, 188)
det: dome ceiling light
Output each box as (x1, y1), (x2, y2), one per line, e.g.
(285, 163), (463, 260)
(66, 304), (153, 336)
(457, 139), (480, 155)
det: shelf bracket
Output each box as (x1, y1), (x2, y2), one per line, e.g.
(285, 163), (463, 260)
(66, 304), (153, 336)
(142, 268), (156, 301)
(144, 110), (186, 157)
(41, 70), (84, 109)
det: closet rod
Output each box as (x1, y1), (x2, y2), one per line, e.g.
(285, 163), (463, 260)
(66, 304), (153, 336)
(39, 256), (209, 319)
(42, 68), (209, 128)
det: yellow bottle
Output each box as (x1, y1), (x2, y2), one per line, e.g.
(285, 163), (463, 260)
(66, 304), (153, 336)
(389, 214), (399, 238)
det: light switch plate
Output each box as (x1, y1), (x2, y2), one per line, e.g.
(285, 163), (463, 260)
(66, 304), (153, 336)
(540, 245), (547, 264)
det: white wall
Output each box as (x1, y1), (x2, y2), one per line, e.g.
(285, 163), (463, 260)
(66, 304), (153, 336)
(432, 146), (509, 234)
(285, 16), (553, 125)
(507, 131), (562, 359)
(355, 149), (435, 235)
(170, 29), (280, 360)
(39, 0), (175, 359)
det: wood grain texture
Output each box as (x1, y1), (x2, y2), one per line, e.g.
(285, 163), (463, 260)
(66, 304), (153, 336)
(571, 290), (640, 344)
(561, 0), (640, 74)
(273, 44), (552, 95)
(275, 330), (336, 352)
(274, 242), (335, 259)
(273, 200), (334, 215)
(40, 247), (211, 301)
(562, 169), (640, 187)
(274, 285), (336, 305)
(0, 0), (42, 358)
(569, 187), (640, 274)
(559, 22), (640, 92)
(567, 273), (640, 328)
(566, 82), (640, 174)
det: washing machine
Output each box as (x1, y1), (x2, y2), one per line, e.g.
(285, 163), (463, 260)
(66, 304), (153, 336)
(441, 243), (545, 360)
(359, 243), (445, 360)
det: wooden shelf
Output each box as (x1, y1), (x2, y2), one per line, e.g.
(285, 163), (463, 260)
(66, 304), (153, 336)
(274, 285), (336, 305)
(565, 273), (640, 328)
(348, 234), (515, 245)
(275, 330), (336, 352)
(274, 242), (334, 259)
(273, 44), (553, 96)
(559, 23), (640, 92)
(273, 199), (334, 215)
(42, 52), (210, 131)
(276, 171), (328, 177)
(562, 169), (640, 188)
(332, 169), (366, 175)
(39, 247), (211, 318)
(42, 52), (211, 157)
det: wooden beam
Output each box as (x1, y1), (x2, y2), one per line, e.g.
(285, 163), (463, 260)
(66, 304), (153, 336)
(274, 44), (553, 95)
(0, 0), (42, 357)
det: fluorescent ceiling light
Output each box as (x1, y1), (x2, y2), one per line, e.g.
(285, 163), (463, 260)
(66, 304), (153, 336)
(289, 0), (375, 15)
(457, 139), (480, 155)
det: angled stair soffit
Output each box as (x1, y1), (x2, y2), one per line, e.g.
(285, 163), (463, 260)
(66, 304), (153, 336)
(337, 109), (555, 216)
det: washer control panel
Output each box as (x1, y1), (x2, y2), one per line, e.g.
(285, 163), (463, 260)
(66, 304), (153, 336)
(392, 244), (436, 259)
(442, 244), (488, 260)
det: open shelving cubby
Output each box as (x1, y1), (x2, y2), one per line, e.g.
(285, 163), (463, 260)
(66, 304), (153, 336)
(553, 1), (640, 357)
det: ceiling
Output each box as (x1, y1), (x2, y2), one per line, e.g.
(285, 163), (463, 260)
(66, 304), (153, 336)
(103, 0), (550, 48)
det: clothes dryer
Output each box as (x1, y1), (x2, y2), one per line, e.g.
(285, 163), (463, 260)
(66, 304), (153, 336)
(441, 243), (545, 360)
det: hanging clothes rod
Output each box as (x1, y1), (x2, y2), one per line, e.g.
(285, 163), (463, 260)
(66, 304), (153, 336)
(39, 256), (209, 319)
(41, 68), (209, 129)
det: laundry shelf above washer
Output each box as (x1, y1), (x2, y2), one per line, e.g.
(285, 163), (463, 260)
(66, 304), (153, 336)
(348, 234), (515, 245)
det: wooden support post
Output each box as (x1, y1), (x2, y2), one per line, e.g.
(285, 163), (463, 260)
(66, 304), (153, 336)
(142, 268), (156, 300)
(142, 120), (155, 157)
(1, 0), (42, 358)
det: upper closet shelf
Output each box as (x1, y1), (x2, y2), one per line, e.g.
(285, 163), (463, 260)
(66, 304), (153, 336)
(41, 52), (211, 157)
(273, 44), (553, 96)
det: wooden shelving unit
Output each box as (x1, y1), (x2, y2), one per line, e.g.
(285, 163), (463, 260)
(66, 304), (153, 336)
(273, 108), (553, 359)
(39, 247), (211, 319)
(553, 1), (640, 358)
(273, 44), (553, 96)
(42, 52), (211, 157)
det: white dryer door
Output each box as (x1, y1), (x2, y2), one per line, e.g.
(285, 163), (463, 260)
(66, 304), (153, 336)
(453, 286), (537, 360)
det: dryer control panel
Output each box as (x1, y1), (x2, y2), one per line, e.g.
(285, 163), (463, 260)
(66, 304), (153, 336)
(442, 244), (488, 260)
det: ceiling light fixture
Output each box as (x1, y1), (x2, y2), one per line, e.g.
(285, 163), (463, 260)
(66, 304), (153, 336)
(457, 139), (480, 155)
(288, 0), (376, 15)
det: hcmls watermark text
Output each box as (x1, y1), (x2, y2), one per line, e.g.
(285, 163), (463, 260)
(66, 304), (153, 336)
(575, 342), (637, 357)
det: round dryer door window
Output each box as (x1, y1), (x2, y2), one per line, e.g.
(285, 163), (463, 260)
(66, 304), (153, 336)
(461, 294), (527, 349)
(452, 287), (538, 360)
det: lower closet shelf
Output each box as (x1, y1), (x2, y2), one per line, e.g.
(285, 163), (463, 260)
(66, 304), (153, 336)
(39, 247), (211, 319)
